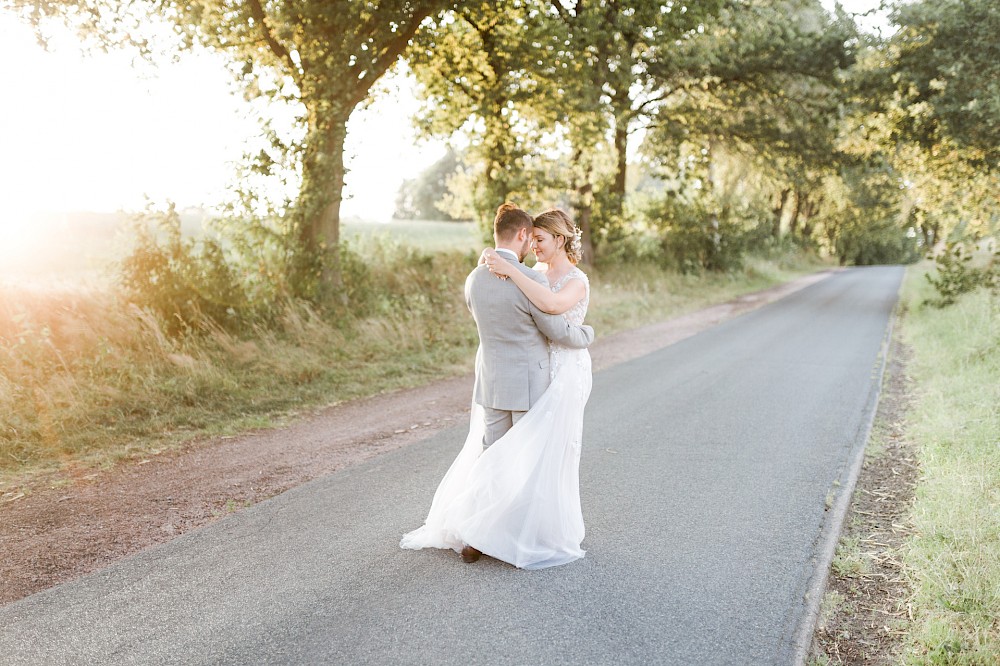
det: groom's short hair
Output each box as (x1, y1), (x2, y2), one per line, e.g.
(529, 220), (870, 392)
(494, 202), (533, 241)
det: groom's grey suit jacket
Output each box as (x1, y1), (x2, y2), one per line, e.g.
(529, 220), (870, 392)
(465, 256), (594, 413)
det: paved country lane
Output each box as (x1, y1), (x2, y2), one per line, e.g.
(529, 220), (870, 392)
(0, 266), (903, 665)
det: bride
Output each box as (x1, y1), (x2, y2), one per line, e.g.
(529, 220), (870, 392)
(400, 209), (593, 570)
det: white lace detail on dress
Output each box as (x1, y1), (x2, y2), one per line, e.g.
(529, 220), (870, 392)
(549, 267), (589, 327)
(548, 268), (591, 414)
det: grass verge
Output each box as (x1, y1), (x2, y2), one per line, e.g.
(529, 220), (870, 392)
(1, 243), (826, 495)
(897, 263), (1000, 663)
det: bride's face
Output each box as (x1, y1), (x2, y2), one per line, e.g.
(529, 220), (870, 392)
(531, 227), (562, 263)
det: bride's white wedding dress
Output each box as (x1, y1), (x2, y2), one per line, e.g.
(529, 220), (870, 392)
(400, 267), (592, 569)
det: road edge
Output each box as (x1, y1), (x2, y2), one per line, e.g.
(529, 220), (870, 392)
(790, 270), (904, 665)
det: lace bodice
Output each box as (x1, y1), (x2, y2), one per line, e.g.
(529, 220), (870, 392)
(547, 266), (591, 384)
(549, 267), (589, 326)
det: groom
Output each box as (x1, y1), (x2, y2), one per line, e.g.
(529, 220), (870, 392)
(465, 202), (595, 450)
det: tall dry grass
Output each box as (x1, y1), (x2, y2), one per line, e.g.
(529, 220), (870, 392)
(1, 242), (828, 490)
(1, 245), (479, 486)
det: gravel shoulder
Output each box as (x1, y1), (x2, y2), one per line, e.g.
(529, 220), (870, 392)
(809, 323), (919, 664)
(0, 270), (835, 607)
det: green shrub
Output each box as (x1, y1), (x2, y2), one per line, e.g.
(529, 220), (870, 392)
(646, 196), (752, 273)
(925, 242), (999, 307)
(119, 204), (251, 335)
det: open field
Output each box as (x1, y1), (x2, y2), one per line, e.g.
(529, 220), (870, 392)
(0, 211), (479, 285)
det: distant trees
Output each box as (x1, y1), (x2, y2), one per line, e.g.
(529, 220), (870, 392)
(406, 0), (727, 254)
(888, 0), (1000, 163)
(394, 148), (464, 221)
(639, 0), (857, 267)
(396, 0), (995, 272)
(822, 0), (1000, 265)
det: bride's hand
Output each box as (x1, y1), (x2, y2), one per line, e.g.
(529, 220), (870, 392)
(483, 248), (515, 279)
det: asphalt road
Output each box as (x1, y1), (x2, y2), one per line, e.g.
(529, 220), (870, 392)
(0, 266), (903, 665)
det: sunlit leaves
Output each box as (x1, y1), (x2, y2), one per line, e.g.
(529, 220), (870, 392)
(888, 0), (1000, 164)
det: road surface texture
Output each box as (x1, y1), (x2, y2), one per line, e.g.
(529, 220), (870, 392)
(0, 266), (903, 665)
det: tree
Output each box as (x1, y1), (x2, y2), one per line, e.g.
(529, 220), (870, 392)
(845, 0), (1000, 246)
(888, 0), (1000, 164)
(407, 1), (725, 256)
(643, 0), (855, 245)
(549, 0), (725, 224)
(7, 0), (449, 302)
(394, 147), (464, 220)
(406, 2), (554, 230)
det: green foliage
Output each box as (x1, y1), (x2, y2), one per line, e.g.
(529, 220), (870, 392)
(844, 0), (1000, 262)
(650, 0), (854, 164)
(2, 234), (481, 475)
(12, 0), (996, 299)
(645, 195), (754, 273)
(797, 159), (921, 266)
(643, 0), (855, 248)
(889, 0), (1000, 162)
(1, 244), (826, 482)
(407, 2), (553, 222)
(406, 0), (730, 254)
(831, 215), (921, 267)
(117, 203), (488, 340)
(900, 267), (1000, 662)
(12, 0), (450, 301)
(925, 243), (1000, 308)
(120, 204), (252, 335)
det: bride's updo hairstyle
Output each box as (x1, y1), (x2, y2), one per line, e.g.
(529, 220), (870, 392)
(533, 209), (583, 264)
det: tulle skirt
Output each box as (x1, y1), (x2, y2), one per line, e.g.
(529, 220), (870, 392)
(401, 348), (592, 569)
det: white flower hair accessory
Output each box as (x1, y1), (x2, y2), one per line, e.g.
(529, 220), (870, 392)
(568, 226), (583, 257)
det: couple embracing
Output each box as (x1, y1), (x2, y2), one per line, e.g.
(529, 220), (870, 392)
(401, 203), (595, 570)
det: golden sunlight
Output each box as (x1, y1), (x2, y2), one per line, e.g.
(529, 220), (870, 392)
(0, 14), (445, 281)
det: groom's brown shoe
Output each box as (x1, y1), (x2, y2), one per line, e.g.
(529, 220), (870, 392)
(461, 545), (482, 563)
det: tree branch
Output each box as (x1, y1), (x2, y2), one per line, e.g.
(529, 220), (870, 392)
(350, 3), (442, 108)
(552, 1), (578, 23)
(245, 0), (300, 80)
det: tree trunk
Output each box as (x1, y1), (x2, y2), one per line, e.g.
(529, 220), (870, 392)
(576, 181), (595, 265)
(471, 29), (520, 228)
(921, 220), (939, 248)
(772, 188), (791, 239)
(789, 189), (803, 237)
(799, 195), (820, 242)
(296, 110), (349, 304)
(568, 147), (596, 264)
(705, 139), (721, 262)
(801, 220), (814, 241)
(480, 114), (515, 222)
(611, 96), (629, 220)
